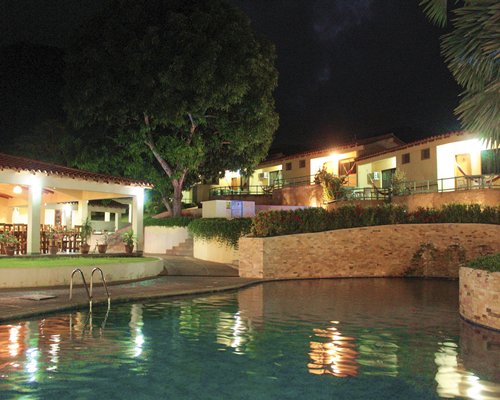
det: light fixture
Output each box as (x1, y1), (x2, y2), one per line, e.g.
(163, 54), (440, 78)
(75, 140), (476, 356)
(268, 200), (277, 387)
(13, 185), (22, 194)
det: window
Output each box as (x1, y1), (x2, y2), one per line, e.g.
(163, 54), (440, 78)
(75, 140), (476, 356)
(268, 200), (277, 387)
(338, 159), (356, 175)
(285, 162), (292, 171)
(421, 148), (430, 160)
(299, 159), (306, 168)
(481, 149), (499, 174)
(402, 153), (410, 164)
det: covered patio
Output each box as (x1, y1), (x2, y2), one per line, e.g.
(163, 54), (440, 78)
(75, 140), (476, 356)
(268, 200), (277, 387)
(0, 153), (151, 255)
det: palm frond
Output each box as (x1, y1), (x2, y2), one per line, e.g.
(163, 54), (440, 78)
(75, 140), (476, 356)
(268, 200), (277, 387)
(442, 1), (500, 145)
(419, 0), (449, 27)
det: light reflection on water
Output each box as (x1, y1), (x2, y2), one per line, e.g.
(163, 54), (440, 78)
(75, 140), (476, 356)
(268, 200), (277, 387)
(0, 279), (498, 399)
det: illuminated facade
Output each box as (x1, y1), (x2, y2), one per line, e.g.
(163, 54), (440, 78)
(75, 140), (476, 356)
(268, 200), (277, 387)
(0, 153), (150, 254)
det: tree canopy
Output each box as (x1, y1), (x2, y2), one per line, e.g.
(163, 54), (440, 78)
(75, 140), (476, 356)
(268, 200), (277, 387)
(64, 0), (278, 215)
(420, 0), (499, 145)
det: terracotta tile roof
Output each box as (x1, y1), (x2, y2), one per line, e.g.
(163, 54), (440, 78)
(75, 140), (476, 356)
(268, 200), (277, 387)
(258, 133), (405, 166)
(0, 153), (152, 187)
(356, 131), (469, 162)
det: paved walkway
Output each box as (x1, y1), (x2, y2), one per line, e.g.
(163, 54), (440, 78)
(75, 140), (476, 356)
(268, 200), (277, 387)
(0, 256), (259, 323)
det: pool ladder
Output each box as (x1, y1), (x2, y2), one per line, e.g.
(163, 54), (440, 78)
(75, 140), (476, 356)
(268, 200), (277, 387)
(69, 268), (111, 312)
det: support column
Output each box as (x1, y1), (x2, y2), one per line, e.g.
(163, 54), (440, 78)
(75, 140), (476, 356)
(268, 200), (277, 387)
(78, 201), (89, 225)
(114, 213), (120, 232)
(132, 189), (144, 253)
(128, 204), (132, 223)
(27, 183), (42, 254)
(104, 212), (111, 222)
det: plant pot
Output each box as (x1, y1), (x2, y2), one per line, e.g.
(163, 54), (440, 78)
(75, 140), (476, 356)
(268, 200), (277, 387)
(49, 245), (58, 255)
(124, 244), (134, 255)
(98, 244), (108, 254)
(5, 246), (15, 256)
(80, 243), (90, 254)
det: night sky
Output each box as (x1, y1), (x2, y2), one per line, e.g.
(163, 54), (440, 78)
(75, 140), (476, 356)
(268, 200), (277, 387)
(0, 0), (461, 153)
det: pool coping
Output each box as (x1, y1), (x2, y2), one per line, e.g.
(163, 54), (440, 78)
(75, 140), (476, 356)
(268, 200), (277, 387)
(0, 276), (264, 323)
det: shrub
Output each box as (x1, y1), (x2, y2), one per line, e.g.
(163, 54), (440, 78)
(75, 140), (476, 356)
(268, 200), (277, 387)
(466, 253), (500, 273)
(250, 203), (499, 238)
(188, 218), (252, 248)
(408, 207), (443, 224)
(144, 216), (195, 227)
(441, 203), (482, 223)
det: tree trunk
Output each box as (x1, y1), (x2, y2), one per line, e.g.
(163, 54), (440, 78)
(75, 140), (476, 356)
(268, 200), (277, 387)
(162, 197), (173, 215)
(172, 182), (183, 217)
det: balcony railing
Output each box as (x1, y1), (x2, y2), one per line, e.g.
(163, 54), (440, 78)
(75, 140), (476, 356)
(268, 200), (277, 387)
(209, 185), (275, 197)
(208, 174), (499, 200)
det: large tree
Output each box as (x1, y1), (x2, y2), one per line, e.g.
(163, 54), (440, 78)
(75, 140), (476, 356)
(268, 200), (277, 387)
(64, 0), (278, 216)
(420, 0), (499, 145)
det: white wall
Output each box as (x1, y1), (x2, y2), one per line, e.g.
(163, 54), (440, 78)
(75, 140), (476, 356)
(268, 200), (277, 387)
(193, 237), (238, 264)
(0, 259), (164, 288)
(144, 226), (190, 254)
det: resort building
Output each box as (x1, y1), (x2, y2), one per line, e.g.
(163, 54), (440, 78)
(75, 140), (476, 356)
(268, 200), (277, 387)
(0, 153), (151, 254)
(357, 131), (498, 192)
(198, 130), (498, 207)
(191, 133), (404, 204)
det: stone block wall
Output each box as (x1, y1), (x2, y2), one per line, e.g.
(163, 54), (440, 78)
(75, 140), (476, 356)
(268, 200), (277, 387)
(239, 224), (500, 279)
(459, 267), (500, 330)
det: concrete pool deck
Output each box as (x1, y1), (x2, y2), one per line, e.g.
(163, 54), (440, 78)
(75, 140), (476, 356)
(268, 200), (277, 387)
(0, 255), (259, 323)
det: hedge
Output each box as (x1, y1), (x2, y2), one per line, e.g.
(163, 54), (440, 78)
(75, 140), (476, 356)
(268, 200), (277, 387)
(252, 204), (500, 237)
(466, 253), (500, 273)
(187, 218), (252, 248)
(144, 216), (195, 228)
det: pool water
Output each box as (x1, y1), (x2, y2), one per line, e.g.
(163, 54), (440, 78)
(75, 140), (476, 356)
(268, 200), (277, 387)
(0, 279), (499, 399)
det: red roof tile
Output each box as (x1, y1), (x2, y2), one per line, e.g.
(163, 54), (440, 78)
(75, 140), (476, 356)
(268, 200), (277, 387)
(356, 131), (469, 162)
(0, 153), (152, 187)
(258, 133), (405, 166)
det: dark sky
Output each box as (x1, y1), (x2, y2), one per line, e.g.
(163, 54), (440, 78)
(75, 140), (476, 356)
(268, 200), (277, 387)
(0, 0), (461, 152)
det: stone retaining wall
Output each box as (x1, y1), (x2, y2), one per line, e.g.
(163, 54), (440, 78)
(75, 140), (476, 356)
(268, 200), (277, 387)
(459, 267), (499, 330)
(239, 224), (500, 279)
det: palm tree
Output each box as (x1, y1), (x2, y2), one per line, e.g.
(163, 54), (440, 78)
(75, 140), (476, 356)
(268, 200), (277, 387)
(420, 0), (499, 146)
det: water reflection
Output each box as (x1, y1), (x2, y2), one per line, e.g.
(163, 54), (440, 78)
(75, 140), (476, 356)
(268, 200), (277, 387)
(435, 340), (500, 400)
(308, 322), (359, 377)
(0, 280), (498, 400)
(129, 304), (144, 358)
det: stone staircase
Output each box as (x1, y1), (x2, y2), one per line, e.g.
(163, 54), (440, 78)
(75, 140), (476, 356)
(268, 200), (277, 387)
(165, 237), (193, 257)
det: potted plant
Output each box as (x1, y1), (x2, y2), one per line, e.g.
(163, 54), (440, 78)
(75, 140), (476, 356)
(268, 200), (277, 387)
(47, 228), (59, 255)
(0, 231), (20, 256)
(97, 232), (109, 254)
(80, 218), (93, 254)
(121, 229), (135, 254)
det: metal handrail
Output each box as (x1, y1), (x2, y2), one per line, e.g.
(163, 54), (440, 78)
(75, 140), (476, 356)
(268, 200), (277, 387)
(90, 267), (111, 308)
(69, 268), (92, 310)
(69, 268), (91, 301)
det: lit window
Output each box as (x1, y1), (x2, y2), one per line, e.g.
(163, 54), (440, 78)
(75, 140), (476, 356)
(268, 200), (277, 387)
(285, 162), (292, 171)
(299, 160), (306, 168)
(402, 153), (410, 164)
(421, 148), (430, 160)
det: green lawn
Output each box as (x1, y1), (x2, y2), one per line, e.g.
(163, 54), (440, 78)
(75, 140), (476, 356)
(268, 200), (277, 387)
(0, 257), (158, 269)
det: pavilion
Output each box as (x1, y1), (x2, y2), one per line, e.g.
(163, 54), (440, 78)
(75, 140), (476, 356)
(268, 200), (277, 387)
(0, 153), (151, 254)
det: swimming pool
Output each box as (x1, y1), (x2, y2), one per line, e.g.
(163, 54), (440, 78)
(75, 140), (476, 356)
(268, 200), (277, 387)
(0, 279), (498, 399)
